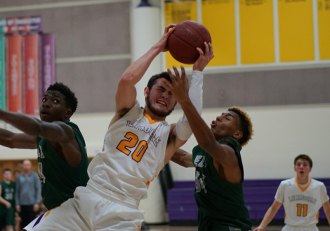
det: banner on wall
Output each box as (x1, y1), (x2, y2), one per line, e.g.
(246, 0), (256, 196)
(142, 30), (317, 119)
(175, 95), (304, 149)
(163, 0), (330, 69)
(41, 33), (56, 97)
(1, 15), (55, 115)
(23, 33), (40, 115)
(0, 23), (6, 110)
(6, 34), (23, 113)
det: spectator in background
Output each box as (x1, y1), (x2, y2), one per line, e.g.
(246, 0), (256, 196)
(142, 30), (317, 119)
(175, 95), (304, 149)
(0, 168), (16, 231)
(15, 160), (41, 230)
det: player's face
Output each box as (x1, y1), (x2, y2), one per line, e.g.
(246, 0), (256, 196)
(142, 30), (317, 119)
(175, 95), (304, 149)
(294, 159), (311, 177)
(145, 78), (177, 118)
(40, 90), (71, 122)
(211, 111), (241, 140)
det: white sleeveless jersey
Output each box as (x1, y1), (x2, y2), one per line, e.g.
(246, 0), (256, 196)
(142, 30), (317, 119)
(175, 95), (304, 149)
(275, 177), (329, 226)
(87, 103), (171, 207)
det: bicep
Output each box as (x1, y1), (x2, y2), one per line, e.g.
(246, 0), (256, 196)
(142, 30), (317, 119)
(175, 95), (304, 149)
(115, 78), (137, 115)
(39, 122), (74, 143)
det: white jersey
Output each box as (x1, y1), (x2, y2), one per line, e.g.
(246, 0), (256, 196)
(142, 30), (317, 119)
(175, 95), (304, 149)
(275, 177), (329, 227)
(87, 102), (171, 207)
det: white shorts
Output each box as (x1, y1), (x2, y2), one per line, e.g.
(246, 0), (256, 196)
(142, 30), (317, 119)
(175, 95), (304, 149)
(24, 186), (144, 231)
(282, 224), (319, 231)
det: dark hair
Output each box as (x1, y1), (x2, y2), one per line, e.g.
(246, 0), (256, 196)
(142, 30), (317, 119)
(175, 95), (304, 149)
(147, 72), (172, 90)
(3, 168), (11, 173)
(47, 82), (78, 113)
(228, 106), (253, 146)
(294, 154), (313, 168)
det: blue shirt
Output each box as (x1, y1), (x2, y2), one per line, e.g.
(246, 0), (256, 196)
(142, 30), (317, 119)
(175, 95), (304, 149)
(15, 172), (41, 205)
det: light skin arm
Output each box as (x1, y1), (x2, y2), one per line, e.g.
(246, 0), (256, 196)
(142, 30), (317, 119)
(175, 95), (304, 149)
(112, 25), (175, 122)
(0, 110), (81, 166)
(322, 200), (330, 226)
(171, 149), (193, 168)
(253, 200), (282, 231)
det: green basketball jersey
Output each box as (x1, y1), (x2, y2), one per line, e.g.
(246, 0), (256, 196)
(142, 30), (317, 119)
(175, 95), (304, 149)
(0, 181), (15, 206)
(0, 181), (16, 226)
(37, 121), (89, 209)
(192, 137), (252, 231)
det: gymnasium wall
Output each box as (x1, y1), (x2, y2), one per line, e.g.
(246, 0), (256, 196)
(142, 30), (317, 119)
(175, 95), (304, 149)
(0, 0), (329, 177)
(1, 0), (329, 223)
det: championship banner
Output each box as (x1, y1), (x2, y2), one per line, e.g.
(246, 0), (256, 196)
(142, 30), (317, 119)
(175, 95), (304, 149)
(6, 34), (23, 113)
(164, 0), (197, 67)
(41, 33), (56, 96)
(23, 33), (40, 115)
(0, 23), (5, 110)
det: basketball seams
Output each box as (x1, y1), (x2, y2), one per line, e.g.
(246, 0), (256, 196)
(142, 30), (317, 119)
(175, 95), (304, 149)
(167, 20), (211, 64)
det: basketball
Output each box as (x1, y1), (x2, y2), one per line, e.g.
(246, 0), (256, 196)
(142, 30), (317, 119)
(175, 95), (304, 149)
(167, 20), (211, 64)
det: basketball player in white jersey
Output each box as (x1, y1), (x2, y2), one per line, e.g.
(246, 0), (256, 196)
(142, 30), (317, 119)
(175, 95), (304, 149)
(24, 25), (214, 230)
(254, 154), (330, 231)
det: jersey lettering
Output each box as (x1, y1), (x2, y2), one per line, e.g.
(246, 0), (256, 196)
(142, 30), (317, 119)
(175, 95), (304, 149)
(117, 132), (148, 162)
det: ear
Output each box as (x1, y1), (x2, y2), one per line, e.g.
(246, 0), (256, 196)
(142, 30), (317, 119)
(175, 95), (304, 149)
(233, 130), (243, 141)
(144, 86), (149, 97)
(64, 109), (73, 120)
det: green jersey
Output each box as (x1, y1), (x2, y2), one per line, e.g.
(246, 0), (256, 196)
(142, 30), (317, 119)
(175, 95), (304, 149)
(192, 137), (252, 231)
(0, 181), (16, 227)
(37, 121), (89, 209)
(0, 181), (15, 207)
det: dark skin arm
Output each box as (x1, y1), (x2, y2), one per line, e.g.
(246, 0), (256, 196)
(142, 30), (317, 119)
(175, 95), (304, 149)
(0, 110), (81, 166)
(171, 148), (194, 168)
(168, 66), (242, 183)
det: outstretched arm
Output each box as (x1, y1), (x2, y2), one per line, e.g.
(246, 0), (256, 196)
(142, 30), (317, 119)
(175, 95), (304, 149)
(164, 42), (214, 164)
(253, 200), (282, 231)
(0, 128), (36, 149)
(0, 110), (75, 144)
(0, 110), (81, 166)
(114, 25), (175, 120)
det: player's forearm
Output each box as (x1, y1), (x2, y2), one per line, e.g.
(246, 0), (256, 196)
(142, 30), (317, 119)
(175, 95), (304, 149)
(175, 71), (203, 141)
(323, 201), (330, 226)
(121, 45), (162, 85)
(0, 110), (42, 136)
(179, 98), (216, 149)
(171, 149), (193, 168)
(258, 205), (279, 229)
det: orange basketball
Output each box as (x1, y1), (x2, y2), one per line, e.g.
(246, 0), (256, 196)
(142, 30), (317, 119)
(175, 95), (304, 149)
(167, 20), (212, 64)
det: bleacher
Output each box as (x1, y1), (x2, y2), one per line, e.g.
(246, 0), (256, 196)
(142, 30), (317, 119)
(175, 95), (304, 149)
(167, 179), (330, 225)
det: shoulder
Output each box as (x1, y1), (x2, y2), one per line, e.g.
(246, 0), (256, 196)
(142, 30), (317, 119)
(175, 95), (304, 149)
(218, 137), (242, 151)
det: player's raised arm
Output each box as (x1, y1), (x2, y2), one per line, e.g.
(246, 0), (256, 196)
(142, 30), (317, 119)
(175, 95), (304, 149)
(114, 25), (175, 119)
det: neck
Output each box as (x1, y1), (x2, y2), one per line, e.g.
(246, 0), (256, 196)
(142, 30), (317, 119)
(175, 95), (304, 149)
(296, 176), (309, 185)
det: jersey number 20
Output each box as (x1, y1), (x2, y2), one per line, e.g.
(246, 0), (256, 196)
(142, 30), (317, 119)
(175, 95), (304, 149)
(116, 132), (148, 162)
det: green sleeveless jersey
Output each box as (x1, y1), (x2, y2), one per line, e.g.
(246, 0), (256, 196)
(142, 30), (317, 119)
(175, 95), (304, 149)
(0, 181), (15, 207)
(192, 137), (252, 231)
(37, 121), (89, 209)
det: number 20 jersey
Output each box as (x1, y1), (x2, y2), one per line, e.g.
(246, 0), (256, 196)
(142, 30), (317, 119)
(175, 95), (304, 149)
(87, 103), (171, 207)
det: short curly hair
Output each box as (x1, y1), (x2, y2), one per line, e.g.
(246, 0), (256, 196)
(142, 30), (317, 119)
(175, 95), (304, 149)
(47, 82), (78, 113)
(228, 106), (253, 146)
